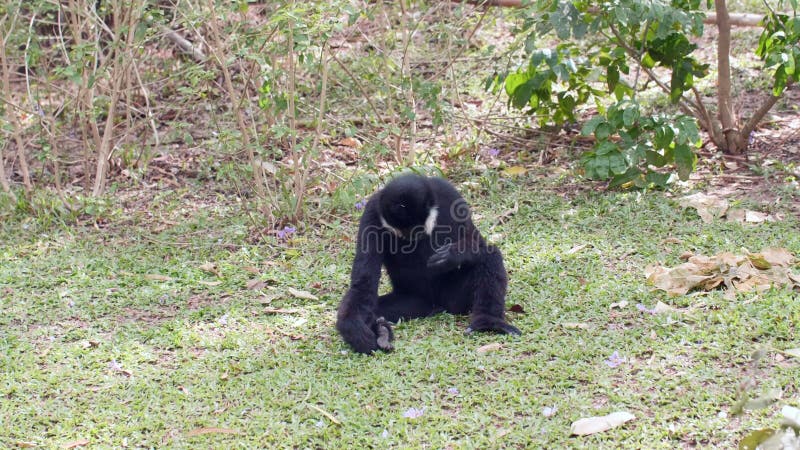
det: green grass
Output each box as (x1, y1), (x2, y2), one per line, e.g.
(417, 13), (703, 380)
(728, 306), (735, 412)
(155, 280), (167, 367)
(1, 177), (799, 449)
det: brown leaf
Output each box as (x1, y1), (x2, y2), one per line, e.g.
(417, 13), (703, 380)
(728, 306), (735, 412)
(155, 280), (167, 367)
(679, 193), (729, 223)
(145, 274), (173, 281)
(246, 279), (267, 290)
(15, 442), (37, 448)
(263, 308), (303, 314)
(760, 248), (795, 267)
(185, 427), (240, 437)
(287, 287), (318, 301)
(242, 266), (261, 275)
(570, 411), (635, 436)
(476, 343), (503, 354)
(198, 262), (221, 277)
(563, 322), (589, 330)
(508, 304), (525, 313)
(198, 280), (223, 287)
(337, 137), (361, 148)
(62, 439), (89, 449)
(566, 244), (588, 255)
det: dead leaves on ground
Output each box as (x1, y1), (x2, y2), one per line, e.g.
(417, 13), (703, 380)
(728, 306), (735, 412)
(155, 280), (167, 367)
(679, 193), (780, 224)
(570, 411), (636, 436)
(646, 248), (799, 298)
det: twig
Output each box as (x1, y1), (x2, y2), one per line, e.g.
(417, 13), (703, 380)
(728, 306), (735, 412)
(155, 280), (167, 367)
(308, 404), (341, 425)
(159, 25), (206, 62)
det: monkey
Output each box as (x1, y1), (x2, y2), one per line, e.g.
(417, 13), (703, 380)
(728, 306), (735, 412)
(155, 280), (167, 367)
(336, 174), (520, 354)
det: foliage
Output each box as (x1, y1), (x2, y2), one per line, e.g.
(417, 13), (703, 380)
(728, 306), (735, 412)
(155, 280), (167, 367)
(581, 101), (700, 188)
(757, 7), (800, 96)
(499, 0), (799, 185)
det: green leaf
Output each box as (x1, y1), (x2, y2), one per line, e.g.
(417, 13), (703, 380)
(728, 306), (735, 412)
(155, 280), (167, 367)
(645, 150), (667, 167)
(654, 126), (675, 149)
(773, 66), (788, 96)
(784, 52), (796, 75)
(595, 123), (614, 140)
(504, 73), (527, 96)
(608, 167), (642, 189)
(674, 144), (696, 180)
(622, 105), (639, 127)
(607, 65), (620, 93)
(641, 52), (656, 68)
(596, 141), (617, 156)
(608, 151), (628, 175)
(581, 116), (605, 136)
(644, 171), (672, 188)
(739, 429), (776, 450)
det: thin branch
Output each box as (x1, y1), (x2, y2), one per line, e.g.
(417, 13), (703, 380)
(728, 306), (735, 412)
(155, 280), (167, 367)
(159, 25), (206, 62)
(741, 86), (789, 137)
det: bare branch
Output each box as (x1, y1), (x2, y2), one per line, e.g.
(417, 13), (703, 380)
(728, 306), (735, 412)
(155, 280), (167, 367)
(159, 25), (206, 62)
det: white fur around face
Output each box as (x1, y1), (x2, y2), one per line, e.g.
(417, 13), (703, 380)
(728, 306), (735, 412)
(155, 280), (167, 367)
(380, 215), (402, 237)
(424, 207), (438, 235)
(380, 206), (438, 237)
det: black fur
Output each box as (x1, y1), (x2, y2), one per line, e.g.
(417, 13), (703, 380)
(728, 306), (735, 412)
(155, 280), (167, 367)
(336, 174), (520, 354)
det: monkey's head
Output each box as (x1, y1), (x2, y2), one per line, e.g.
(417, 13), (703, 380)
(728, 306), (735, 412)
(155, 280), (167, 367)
(379, 174), (436, 238)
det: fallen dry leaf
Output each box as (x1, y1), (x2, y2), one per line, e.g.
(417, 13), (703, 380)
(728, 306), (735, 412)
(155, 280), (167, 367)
(242, 266), (261, 274)
(145, 274), (173, 282)
(646, 248), (799, 297)
(198, 262), (221, 277)
(727, 209), (778, 224)
(508, 304), (525, 313)
(246, 279), (267, 290)
(759, 248), (796, 267)
(476, 343), (503, 354)
(287, 287), (318, 301)
(653, 301), (676, 314)
(609, 300), (628, 309)
(198, 280), (223, 287)
(61, 439), (90, 449)
(502, 166), (527, 176)
(15, 442), (37, 448)
(563, 322), (590, 329)
(570, 411), (635, 436)
(185, 427), (240, 437)
(567, 244), (589, 255)
(783, 348), (800, 358)
(679, 193), (729, 223)
(263, 307), (303, 314)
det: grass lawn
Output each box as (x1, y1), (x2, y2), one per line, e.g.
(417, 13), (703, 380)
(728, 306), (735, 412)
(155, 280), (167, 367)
(1, 175), (798, 448)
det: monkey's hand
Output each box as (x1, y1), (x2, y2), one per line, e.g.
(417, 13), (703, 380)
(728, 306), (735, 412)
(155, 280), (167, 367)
(374, 317), (394, 351)
(426, 243), (464, 273)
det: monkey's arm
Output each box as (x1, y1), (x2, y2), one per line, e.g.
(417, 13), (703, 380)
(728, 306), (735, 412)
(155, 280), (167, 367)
(336, 204), (393, 354)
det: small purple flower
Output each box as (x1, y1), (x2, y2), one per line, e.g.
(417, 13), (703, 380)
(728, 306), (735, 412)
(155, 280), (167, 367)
(402, 407), (425, 419)
(487, 148), (500, 158)
(277, 226), (296, 240)
(447, 387), (459, 395)
(748, 132), (755, 145)
(355, 199), (367, 210)
(604, 351), (625, 368)
(108, 359), (123, 371)
(636, 303), (657, 315)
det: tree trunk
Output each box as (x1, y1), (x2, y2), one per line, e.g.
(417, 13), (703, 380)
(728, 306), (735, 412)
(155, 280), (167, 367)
(714, 0), (746, 154)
